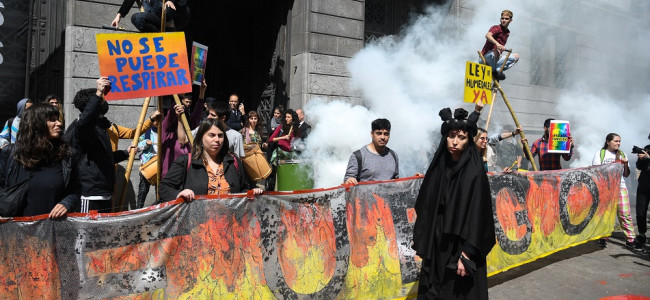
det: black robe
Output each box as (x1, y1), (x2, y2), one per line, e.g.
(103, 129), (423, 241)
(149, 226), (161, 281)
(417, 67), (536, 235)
(413, 136), (495, 299)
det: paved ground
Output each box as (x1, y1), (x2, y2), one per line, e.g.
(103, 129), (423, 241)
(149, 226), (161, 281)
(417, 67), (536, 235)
(488, 231), (650, 299)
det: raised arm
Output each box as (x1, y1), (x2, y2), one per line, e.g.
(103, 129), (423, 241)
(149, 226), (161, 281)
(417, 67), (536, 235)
(268, 126), (282, 143)
(485, 26), (505, 51)
(112, 0), (137, 27)
(190, 79), (207, 128)
(562, 138), (574, 161)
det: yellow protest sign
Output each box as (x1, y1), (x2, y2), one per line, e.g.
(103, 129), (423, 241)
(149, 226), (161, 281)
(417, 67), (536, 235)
(464, 61), (493, 104)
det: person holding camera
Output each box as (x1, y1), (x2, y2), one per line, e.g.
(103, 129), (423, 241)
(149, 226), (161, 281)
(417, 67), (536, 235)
(634, 135), (650, 248)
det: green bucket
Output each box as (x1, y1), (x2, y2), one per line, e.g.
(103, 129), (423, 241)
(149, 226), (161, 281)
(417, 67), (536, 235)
(276, 160), (314, 191)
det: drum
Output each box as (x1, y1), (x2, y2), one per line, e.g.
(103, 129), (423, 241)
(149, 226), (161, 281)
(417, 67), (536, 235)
(242, 144), (272, 181)
(139, 155), (159, 186)
(276, 160), (314, 191)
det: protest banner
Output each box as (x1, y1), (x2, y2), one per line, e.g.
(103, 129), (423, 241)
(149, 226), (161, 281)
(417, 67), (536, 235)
(96, 32), (192, 101)
(464, 61), (493, 104)
(190, 42), (208, 85)
(549, 120), (571, 153)
(0, 164), (620, 299)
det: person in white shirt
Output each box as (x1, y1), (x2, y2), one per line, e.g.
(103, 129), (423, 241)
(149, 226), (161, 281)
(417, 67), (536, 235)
(591, 133), (640, 251)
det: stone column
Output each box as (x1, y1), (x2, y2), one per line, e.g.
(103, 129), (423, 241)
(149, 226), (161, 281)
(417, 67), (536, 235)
(289, 0), (365, 109)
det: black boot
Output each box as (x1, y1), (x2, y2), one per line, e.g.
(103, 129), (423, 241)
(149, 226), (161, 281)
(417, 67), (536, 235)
(494, 70), (506, 81)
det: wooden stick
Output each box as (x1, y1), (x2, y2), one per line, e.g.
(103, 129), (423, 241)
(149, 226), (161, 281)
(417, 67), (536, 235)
(498, 49), (512, 73)
(118, 97), (152, 210)
(493, 80), (538, 171)
(477, 50), (496, 131)
(156, 96), (162, 200)
(135, 0), (144, 12)
(173, 94), (194, 145)
(484, 92), (498, 131)
(160, 0), (166, 32)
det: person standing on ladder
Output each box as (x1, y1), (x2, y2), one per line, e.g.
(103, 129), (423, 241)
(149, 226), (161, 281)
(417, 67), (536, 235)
(479, 10), (519, 81)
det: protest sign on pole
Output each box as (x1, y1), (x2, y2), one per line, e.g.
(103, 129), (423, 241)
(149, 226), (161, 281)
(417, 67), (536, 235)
(190, 42), (208, 85)
(96, 32), (192, 101)
(548, 120), (571, 153)
(464, 61), (493, 104)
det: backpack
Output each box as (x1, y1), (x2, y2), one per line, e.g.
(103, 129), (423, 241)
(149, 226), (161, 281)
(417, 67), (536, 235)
(599, 149), (625, 164)
(353, 148), (398, 181)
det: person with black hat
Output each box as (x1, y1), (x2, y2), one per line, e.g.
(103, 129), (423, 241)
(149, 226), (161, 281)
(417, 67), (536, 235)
(412, 107), (495, 299)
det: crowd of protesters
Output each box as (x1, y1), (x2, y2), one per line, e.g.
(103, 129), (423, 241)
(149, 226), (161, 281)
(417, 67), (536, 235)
(1, 7), (648, 300)
(0, 77), (313, 218)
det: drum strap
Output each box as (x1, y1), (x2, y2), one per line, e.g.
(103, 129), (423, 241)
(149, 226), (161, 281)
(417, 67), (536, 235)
(230, 153), (240, 174)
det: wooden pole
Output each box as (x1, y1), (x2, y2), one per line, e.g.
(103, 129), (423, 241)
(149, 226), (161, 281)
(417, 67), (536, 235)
(493, 80), (538, 171)
(484, 92), (498, 131)
(160, 0), (166, 32)
(173, 94), (194, 144)
(134, 0), (144, 12)
(477, 49), (536, 170)
(118, 1), (175, 207)
(118, 97), (152, 210)
(498, 49), (512, 73)
(156, 96), (162, 200)
(477, 50), (496, 131)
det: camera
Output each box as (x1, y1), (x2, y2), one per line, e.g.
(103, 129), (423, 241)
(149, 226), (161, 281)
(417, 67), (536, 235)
(632, 145), (649, 154)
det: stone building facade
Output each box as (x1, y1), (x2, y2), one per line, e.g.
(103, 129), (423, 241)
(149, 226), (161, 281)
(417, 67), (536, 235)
(10, 0), (644, 205)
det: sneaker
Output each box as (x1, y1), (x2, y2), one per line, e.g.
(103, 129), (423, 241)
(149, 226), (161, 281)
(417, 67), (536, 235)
(626, 240), (644, 252)
(598, 239), (607, 248)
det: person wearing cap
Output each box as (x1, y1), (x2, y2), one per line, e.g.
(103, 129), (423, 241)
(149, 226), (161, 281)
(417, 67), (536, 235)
(413, 107), (495, 299)
(522, 118), (574, 171)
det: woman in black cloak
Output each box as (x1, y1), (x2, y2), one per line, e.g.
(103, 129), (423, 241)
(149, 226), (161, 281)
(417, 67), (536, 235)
(413, 107), (496, 299)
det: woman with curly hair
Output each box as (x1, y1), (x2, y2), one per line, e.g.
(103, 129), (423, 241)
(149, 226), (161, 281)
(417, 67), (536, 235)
(268, 109), (300, 162)
(0, 103), (80, 218)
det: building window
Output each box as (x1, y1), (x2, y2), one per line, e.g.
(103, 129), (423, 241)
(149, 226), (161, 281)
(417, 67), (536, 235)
(530, 22), (575, 88)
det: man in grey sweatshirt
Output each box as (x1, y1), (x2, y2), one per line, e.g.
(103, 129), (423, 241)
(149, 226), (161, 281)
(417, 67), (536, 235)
(344, 118), (399, 184)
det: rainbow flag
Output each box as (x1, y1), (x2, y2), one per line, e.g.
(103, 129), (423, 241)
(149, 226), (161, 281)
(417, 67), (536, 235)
(191, 42), (208, 85)
(548, 120), (571, 153)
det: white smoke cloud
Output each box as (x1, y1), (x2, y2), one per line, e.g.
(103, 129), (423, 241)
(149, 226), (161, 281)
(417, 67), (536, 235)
(300, 0), (650, 188)
(556, 89), (650, 168)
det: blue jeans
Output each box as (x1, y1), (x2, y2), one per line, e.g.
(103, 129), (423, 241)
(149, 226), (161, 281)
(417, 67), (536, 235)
(480, 51), (518, 72)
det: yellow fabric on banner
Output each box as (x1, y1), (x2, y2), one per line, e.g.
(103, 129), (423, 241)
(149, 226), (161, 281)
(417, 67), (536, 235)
(485, 167), (620, 275)
(340, 226), (403, 299)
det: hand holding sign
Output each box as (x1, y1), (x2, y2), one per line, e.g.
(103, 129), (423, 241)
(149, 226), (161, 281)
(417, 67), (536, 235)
(96, 77), (111, 97)
(548, 120), (571, 153)
(191, 42), (208, 85)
